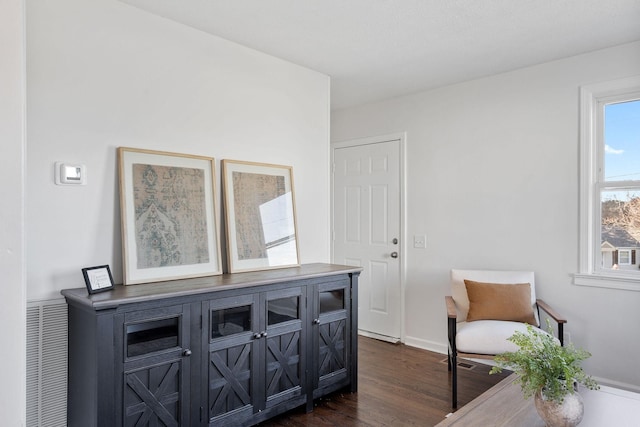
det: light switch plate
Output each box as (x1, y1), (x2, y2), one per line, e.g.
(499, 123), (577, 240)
(413, 234), (426, 249)
(55, 162), (86, 185)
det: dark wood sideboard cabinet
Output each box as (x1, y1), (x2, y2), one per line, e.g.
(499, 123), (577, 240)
(61, 263), (361, 427)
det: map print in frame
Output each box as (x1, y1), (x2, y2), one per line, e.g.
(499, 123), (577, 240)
(118, 147), (222, 285)
(222, 159), (300, 273)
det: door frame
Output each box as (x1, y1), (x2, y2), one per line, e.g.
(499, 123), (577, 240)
(330, 132), (407, 343)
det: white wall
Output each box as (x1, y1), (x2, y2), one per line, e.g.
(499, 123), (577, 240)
(27, 0), (330, 301)
(332, 41), (640, 390)
(0, 0), (26, 424)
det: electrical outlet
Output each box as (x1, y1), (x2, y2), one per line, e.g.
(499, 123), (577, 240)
(413, 234), (426, 249)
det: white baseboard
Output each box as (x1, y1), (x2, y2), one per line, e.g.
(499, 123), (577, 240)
(403, 335), (448, 354)
(404, 336), (640, 394)
(593, 376), (640, 394)
(358, 330), (400, 344)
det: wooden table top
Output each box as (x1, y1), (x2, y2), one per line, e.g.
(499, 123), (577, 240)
(436, 374), (545, 427)
(437, 373), (640, 427)
(61, 263), (362, 310)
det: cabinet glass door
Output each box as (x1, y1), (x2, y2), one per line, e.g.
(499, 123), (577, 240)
(126, 317), (180, 357)
(264, 287), (306, 409)
(211, 304), (252, 338)
(120, 304), (191, 427)
(207, 294), (258, 425)
(314, 279), (351, 395)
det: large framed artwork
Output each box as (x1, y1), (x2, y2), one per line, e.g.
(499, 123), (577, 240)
(118, 147), (222, 285)
(222, 159), (300, 273)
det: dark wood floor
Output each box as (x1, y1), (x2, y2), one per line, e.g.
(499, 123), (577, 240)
(261, 336), (511, 426)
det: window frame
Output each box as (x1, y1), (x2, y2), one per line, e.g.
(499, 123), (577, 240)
(576, 75), (640, 291)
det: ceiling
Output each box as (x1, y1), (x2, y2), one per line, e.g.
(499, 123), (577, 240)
(121, 0), (640, 110)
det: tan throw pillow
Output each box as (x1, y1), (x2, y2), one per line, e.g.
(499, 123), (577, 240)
(464, 280), (537, 325)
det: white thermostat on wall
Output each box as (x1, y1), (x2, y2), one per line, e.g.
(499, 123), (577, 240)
(55, 162), (86, 185)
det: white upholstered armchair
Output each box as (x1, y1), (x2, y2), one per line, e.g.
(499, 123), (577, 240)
(445, 269), (566, 408)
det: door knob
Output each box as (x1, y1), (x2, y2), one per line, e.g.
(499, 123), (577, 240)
(183, 349), (192, 357)
(390, 252), (398, 258)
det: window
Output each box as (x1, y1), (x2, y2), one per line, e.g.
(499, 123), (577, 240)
(577, 76), (640, 290)
(618, 249), (632, 266)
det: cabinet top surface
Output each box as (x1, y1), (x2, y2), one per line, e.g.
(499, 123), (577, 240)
(61, 263), (362, 310)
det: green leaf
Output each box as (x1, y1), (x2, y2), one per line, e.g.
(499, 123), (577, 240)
(489, 320), (599, 403)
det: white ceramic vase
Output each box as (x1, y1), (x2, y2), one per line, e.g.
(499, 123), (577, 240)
(534, 389), (584, 427)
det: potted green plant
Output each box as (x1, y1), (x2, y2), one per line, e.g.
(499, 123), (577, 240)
(489, 322), (599, 427)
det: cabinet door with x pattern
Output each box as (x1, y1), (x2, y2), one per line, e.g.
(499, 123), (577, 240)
(116, 303), (192, 427)
(311, 277), (352, 399)
(205, 286), (307, 425)
(206, 294), (260, 426)
(262, 286), (307, 411)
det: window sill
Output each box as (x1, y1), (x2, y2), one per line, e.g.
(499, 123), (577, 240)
(573, 273), (640, 291)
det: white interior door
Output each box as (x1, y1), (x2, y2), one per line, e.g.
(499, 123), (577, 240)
(332, 137), (402, 341)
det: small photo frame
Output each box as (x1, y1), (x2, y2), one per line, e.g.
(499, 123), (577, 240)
(82, 265), (115, 294)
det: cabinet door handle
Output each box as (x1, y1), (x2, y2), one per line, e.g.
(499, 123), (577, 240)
(313, 318), (320, 325)
(261, 331), (268, 338)
(253, 333), (262, 339)
(183, 349), (192, 357)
